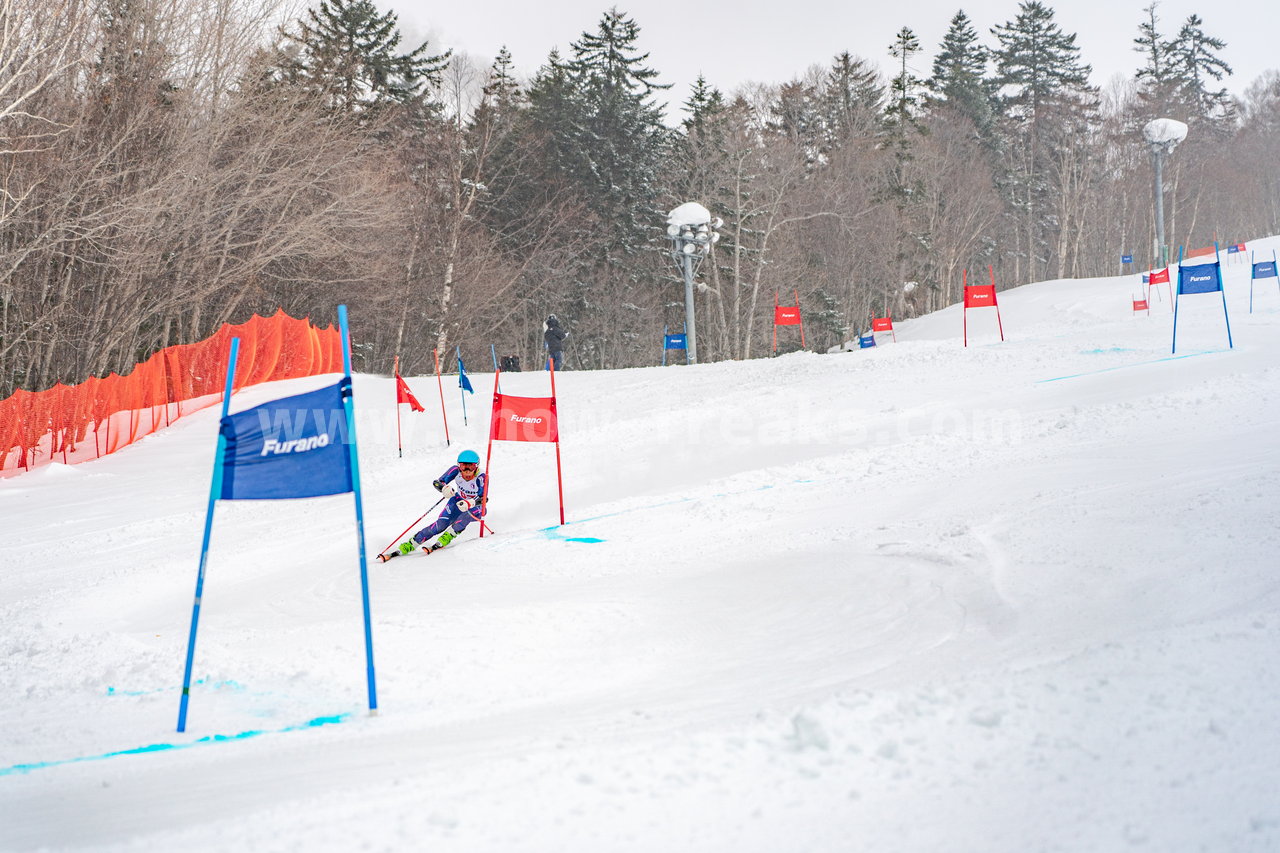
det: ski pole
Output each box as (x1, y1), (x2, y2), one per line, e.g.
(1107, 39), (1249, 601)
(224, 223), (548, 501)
(378, 494), (447, 556)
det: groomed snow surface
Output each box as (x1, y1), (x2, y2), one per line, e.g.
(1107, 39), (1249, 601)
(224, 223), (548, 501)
(4, 243), (1280, 852)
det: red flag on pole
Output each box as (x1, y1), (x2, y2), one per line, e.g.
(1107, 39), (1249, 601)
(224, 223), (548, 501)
(962, 266), (1004, 347)
(871, 317), (896, 342)
(772, 289), (806, 354)
(395, 374), (424, 412)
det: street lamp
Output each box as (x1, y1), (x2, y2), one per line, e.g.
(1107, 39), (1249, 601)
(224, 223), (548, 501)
(666, 202), (720, 365)
(1143, 118), (1188, 268)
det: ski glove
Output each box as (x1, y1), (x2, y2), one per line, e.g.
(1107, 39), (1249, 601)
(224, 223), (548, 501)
(433, 479), (455, 496)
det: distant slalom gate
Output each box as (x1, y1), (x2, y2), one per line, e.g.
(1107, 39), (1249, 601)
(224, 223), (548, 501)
(871, 317), (897, 343)
(1172, 243), (1233, 354)
(772, 290), (805, 355)
(662, 325), (689, 366)
(483, 362), (566, 533)
(962, 266), (1005, 347)
(1146, 266), (1173, 309)
(1250, 249), (1279, 313)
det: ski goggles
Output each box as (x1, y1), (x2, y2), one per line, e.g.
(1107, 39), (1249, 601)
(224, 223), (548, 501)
(458, 462), (478, 471)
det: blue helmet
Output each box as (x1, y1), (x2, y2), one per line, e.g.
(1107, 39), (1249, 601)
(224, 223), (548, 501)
(457, 449), (480, 465)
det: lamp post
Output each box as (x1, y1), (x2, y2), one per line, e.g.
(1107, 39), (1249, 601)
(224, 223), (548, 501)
(1142, 118), (1188, 268)
(666, 202), (720, 365)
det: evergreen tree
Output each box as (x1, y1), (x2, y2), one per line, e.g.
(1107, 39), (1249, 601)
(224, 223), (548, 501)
(886, 26), (923, 134)
(683, 74), (726, 138)
(275, 0), (450, 117)
(991, 0), (1093, 128)
(531, 7), (672, 262)
(485, 47), (523, 116)
(928, 10), (996, 138)
(470, 46), (524, 140)
(1169, 14), (1234, 128)
(1133, 2), (1179, 115)
(820, 51), (885, 150)
(991, 0), (1099, 282)
(477, 49), (576, 247)
(768, 78), (823, 162)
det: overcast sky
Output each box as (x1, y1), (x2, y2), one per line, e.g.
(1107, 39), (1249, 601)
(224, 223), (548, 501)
(384, 0), (1275, 120)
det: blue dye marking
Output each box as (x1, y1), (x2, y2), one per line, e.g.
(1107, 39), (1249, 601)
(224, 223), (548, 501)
(0, 712), (350, 777)
(1080, 347), (1138, 354)
(1037, 349), (1224, 383)
(106, 678), (246, 698)
(564, 537), (605, 544)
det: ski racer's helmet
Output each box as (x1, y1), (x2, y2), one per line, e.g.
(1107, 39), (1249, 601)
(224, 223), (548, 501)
(457, 449), (480, 465)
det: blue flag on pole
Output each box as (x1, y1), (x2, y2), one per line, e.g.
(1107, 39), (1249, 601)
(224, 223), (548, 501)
(458, 356), (474, 393)
(218, 378), (354, 500)
(1178, 263), (1222, 295)
(664, 333), (687, 350)
(1253, 260), (1277, 279)
(858, 334), (876, 349)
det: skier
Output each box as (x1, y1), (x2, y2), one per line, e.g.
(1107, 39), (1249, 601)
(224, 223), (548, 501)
(390, 449), (487, 556)
(543, 314), (568, 370)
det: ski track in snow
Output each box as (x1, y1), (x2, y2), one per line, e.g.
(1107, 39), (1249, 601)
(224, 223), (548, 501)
(3, 244), (1280, 851)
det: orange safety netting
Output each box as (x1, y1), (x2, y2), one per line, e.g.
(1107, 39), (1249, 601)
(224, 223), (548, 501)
(0, 309), (343, 475)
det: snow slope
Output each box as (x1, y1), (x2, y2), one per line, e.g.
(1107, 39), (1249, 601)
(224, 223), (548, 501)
(3, 242), (1280, 852)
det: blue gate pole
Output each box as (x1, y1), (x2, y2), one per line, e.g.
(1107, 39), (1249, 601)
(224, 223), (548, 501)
(177, 337), (240, 732)
(456, 345), (468, 426)
(490, 343), (498, 371)
(338, 305), (378, 715)
(1172, 246), (1183, 354)
(662, 325), (668, 367)
(1215, 243), (1233, 349)
(1250, 250), (1256, 313)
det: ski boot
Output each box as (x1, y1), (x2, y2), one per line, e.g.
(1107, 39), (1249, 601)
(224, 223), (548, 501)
(377, 540), (418, 562)
(426, 530), (457, 553)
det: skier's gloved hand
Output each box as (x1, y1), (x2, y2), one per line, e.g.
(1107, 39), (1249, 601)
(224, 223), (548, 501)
(432, 479), (444, 492)
(454, 497), (472, 513)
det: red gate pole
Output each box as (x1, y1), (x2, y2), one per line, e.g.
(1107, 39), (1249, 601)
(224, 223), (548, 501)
(433, 348), (450, 446)
(772, 291), (779, 356)
(393, 355), (403, 457)
(479, 369), (499, 538)
(962, 269), (969, 347)
(794, 289), (806, 349)
(549, 360), (565, 525)
(990, 265), (1005, 341)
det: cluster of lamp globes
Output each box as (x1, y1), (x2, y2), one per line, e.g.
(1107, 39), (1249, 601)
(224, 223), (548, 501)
(667, 201), (722, 258)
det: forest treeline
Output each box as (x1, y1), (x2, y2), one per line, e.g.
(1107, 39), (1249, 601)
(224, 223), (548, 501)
(3, 0), (1279, 396)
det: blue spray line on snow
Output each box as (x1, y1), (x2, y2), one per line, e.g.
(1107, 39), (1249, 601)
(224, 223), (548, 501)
(0, 712), (351, 778)
(106, 678), (247, 698)
(1036, 349), (1226, 383)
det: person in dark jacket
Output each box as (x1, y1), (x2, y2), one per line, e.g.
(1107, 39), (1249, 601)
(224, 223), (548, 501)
(543, 314), (568, 370)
